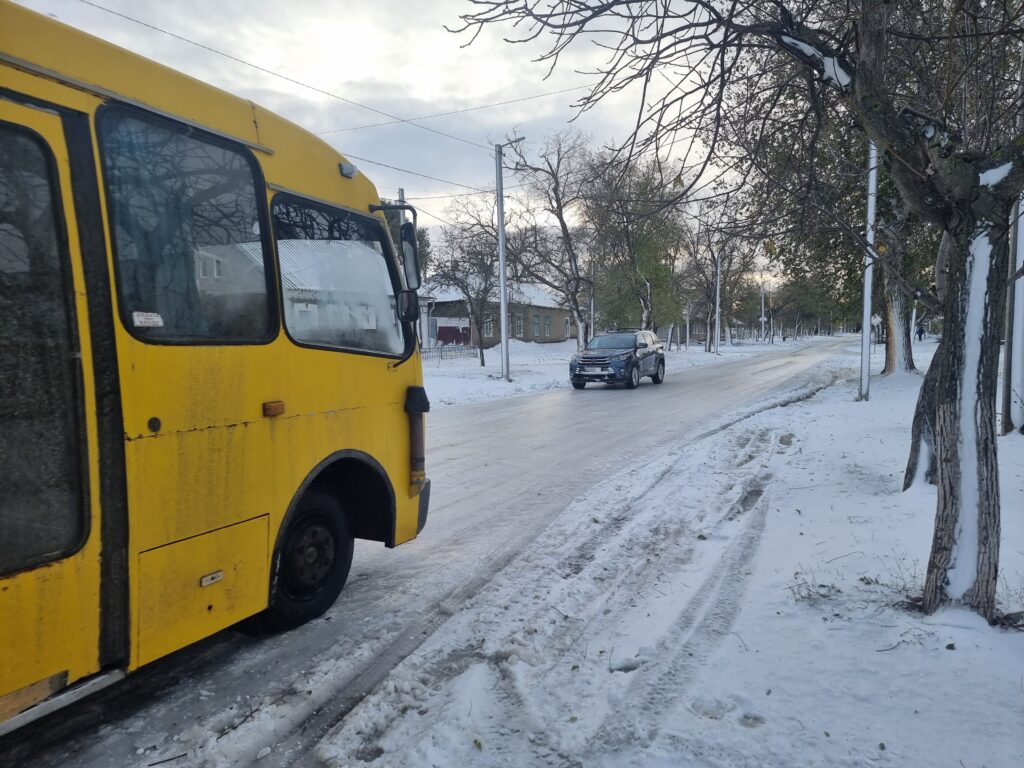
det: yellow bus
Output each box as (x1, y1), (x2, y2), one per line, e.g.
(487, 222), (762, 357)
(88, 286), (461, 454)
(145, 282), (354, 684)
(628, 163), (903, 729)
(0, 0), (429, 734)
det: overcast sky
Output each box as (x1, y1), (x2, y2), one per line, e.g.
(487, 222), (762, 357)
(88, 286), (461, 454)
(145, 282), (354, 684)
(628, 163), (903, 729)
(15, 0), (648, 228)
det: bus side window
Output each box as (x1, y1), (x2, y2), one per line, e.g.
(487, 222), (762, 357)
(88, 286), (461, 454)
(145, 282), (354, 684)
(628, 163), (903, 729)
(98, 107), (274, 343)
(0, 122), (85, 575)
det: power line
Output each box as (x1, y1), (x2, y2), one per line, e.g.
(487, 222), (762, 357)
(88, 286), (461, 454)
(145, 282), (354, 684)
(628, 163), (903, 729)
(343, 153), (489, 191)
(318, 86), (588, 135)
(414, 205), (453, 227)
(74, 0), (494, 153)
(406, 183), (529, 200)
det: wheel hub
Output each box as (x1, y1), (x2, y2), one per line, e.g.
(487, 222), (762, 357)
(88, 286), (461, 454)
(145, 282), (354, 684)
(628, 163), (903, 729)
(286, 522), (335, 594)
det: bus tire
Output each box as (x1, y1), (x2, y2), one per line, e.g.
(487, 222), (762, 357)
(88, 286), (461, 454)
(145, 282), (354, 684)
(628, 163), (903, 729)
(260, 488), (354, 632)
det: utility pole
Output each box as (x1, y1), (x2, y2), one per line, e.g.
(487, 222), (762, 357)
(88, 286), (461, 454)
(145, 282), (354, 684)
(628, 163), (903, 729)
(714, 252), (721, 354)
(685, 305), (690, 350)
(759, 283), (766, 342)
(495, 137), (524, 382)
(1003, 71), (1024, 433)
(1005, 194), (1024, 431)
(859, 141), (878, 401)
(588, 260), (597, 343)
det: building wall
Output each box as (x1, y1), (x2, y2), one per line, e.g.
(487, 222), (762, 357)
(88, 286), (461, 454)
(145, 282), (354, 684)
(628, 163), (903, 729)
(430, 300), (577, 348)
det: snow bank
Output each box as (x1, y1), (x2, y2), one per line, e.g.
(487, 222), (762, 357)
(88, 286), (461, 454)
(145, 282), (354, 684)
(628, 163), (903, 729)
(320, 344), (1024, 767)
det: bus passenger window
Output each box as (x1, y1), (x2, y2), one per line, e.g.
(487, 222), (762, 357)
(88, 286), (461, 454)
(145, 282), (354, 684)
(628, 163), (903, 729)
(0, 124), (84, 574)
(271, 196), (405, 356)
(99, 108), (273, 342)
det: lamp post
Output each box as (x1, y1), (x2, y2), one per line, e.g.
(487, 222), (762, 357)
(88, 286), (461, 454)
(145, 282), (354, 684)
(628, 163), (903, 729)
(495, 137), (524, 382)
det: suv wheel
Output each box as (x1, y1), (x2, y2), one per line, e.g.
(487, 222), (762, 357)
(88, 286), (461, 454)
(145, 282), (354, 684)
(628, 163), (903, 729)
(572, 380), (586, 390)
(625, 364), (640, 389)
(652, 360), (665, 384)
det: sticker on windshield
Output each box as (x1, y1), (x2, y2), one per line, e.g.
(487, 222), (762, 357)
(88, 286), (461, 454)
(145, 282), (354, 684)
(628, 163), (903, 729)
(357, 305), (377, 330)
(132, 311), (164, 328)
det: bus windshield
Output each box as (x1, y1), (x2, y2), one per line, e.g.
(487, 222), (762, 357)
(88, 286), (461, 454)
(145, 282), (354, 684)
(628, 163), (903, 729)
(272, 196), (405, 356)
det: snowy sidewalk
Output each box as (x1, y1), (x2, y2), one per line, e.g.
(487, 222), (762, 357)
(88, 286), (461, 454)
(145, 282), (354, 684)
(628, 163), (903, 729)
(321, 345), (1023, 767)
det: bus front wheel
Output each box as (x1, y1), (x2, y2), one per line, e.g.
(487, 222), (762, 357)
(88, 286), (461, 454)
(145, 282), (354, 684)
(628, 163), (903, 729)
(262, 488), (354, 632)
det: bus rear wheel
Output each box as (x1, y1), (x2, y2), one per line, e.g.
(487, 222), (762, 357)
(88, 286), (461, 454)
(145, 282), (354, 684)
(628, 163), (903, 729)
(261, 488), (354, 632)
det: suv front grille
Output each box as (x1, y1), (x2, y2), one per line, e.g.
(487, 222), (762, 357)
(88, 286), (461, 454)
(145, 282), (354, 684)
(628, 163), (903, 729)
(582, 356), (611, 365)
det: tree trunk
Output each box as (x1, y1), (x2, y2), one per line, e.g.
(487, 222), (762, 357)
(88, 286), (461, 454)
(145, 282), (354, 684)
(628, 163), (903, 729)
(922, 221), (1007, 620)
(903, 343), (941, 489)
(572, 307), (587, 351)
(882, 269), (916, 374)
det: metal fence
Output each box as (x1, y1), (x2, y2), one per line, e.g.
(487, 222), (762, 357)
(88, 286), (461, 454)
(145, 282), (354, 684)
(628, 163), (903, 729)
(656, 326), (706, 348)
(420, 344), (481, 363)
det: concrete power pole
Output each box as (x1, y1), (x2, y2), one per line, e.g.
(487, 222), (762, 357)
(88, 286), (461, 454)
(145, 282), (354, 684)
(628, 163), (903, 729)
(760, 283), (766, 342)
(1002, 71), (1024, 433)
(495, 138), (524, 382)
(714, 252), (721, 354)
(590, 261), (596, 343)
(1004, 195), (1024, 431)
(859, 141), (878, 401)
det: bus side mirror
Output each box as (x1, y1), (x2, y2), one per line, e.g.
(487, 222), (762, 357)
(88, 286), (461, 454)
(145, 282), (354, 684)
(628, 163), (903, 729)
(397, 290), (420, 322)
(400, 222), (421, 290)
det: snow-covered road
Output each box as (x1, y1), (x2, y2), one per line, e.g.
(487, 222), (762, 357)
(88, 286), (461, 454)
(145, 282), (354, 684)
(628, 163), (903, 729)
(0, 338), (854, 767)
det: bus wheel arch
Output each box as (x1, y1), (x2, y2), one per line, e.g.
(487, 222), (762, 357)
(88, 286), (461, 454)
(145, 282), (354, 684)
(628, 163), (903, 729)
(255, 452), (396, 632)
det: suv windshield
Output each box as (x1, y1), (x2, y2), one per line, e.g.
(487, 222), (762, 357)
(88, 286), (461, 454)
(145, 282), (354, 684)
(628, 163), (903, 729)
(586, 333), (635, 350)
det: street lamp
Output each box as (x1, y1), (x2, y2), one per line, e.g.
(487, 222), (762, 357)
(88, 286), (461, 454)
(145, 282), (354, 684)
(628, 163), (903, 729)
(495, 136), (525, 382)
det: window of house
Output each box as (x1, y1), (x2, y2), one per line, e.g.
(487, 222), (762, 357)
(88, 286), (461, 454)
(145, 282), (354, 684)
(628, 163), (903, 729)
(544, 315), (551, 337)
(483, 318), (494, 337)
(533, 314), (540, 338)
(99, 107), (273, 342)
(272, 195), (405, 356)
(514, 314), (523, 337)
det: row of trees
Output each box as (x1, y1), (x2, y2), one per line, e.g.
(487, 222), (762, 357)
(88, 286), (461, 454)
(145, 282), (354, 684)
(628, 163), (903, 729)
(428, 130), (859, 357)
(447, 0), (1024, 622)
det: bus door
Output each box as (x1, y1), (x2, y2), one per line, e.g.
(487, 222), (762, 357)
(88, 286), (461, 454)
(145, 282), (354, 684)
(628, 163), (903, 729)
(0, 98), (109, 721)
(96, 106), (277, 667)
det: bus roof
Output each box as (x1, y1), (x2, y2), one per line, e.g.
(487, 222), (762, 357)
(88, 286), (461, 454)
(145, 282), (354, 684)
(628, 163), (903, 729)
(0, 0), (383, 211)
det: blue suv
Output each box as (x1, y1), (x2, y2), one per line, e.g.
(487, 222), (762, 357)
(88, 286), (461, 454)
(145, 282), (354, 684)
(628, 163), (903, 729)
(570, 330), (666, 390)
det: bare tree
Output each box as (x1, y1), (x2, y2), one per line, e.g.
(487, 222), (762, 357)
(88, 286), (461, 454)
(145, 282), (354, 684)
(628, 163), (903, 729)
(506, 130), (595, 348)
(453, 0), (1024, 619)
(431, 195), (526, 366)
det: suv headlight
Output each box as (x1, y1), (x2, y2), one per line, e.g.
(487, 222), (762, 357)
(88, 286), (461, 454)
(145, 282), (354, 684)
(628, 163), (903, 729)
(571, 355), (580, 364)
(611, 352), (632, 361)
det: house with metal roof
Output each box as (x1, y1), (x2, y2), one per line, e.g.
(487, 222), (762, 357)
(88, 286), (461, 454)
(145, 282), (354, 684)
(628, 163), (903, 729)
(420, 280), (578, 348)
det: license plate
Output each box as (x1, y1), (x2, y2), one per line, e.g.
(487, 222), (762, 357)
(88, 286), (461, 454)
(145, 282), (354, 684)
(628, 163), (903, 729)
(584, 366), (603, 374)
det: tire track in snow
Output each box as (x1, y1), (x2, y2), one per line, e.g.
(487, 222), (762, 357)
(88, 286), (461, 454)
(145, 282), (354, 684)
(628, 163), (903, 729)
(589, 477), (771, 755)
(261, 376), (832, 766)
(310, 426), (797, 767)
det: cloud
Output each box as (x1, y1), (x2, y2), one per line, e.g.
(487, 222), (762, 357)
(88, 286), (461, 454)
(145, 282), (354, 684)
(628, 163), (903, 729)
(16, 0), (655, 203)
